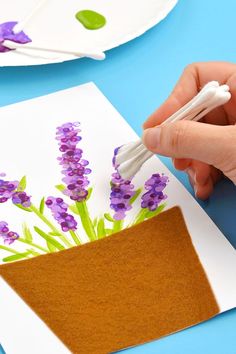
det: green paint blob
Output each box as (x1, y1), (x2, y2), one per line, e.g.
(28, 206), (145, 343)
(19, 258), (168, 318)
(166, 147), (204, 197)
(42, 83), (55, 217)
(75, 10), (106, 30)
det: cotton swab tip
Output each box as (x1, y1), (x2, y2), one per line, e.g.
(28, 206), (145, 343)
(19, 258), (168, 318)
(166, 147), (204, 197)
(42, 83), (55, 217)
(88, 51), (106, 60)
(12, 23), (23, 34)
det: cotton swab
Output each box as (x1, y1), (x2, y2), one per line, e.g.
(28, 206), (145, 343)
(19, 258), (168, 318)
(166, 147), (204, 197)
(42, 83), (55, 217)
(3, 41), (105, 60)
(13, 0), (49, 34)
(114, 82), (231, 180)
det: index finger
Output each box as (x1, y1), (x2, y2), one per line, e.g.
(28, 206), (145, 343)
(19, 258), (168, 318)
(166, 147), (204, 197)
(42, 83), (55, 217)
(143, 64), (199, 129)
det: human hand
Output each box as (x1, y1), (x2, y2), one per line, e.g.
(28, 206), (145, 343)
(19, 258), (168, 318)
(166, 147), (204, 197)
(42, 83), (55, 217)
(142, 62), (236, 199)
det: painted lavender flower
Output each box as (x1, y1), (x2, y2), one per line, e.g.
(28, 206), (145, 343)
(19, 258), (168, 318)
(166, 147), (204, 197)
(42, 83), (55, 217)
(0, 221), (19, 245)
(0, 122), (170, 264)
(110, 172), (136, 220)
(46, 197), (77, 232)
(0, 178), (18, 203)
(110, 145), (136, 220)
(12, 191), (31, 207)
(0, 22), (31, 53)
(56, 122), (91, 201)
(141, 173), (169, 211)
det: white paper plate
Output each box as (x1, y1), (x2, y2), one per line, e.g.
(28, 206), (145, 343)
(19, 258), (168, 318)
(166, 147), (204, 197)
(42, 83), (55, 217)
(0, 0), (178, 66)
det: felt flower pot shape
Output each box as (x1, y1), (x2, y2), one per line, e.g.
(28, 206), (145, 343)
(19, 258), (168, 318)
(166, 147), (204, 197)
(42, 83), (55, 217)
(0, 207), (219, 354)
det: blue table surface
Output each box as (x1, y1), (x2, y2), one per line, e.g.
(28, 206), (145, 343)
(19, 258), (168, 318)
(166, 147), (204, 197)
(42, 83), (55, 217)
(1, 0), (236, 353)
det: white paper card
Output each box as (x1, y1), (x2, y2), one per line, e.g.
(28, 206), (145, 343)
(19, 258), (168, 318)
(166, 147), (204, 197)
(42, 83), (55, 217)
(0, 83), (235, 354)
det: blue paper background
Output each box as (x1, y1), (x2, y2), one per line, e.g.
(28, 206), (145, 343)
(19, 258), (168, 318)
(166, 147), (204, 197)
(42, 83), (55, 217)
(0, 0), (236, 353)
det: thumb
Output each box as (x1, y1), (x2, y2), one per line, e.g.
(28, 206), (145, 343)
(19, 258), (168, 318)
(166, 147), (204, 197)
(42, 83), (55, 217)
(142, 120), (236, 173)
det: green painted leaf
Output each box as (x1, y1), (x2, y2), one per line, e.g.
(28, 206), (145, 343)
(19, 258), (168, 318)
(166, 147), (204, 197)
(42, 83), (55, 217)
(76, 201), (97, 241)
(104, 213), (115, 222)
(129, 188), (142, 205)
(112, 220), (123, 233)
(14, 203), (32, 212)
(105, 228), (113, 236)
(39, 197), (45, 215)
(0, 245), (19, 255)
(49, 231), (62, 237)
(132, 208), (147, 225)
(93, 217), (98, 227)
(97, 218), (105, 239)
(69, 230), (81, 246)
(17, 176), (27, 191)
(27, 248), (40, 256)
(69, 204), (79, 215)
(3, 252), (30, 262)
(55, 184), (66, 192)
(22, 223), (33, 242)
(18, 238), (49, 253)
(86, 187), (93, 200)
(47, 241), (58, 253)
(34, 226), (65, 250)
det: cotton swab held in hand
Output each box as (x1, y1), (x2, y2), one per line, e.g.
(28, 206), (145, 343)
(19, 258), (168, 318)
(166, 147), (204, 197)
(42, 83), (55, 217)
(3, 41), (105, 60)
(114, 81), (231, 180)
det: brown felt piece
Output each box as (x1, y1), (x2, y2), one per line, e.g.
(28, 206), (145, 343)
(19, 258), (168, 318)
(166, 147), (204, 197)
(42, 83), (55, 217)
(0, 207), (219, 354)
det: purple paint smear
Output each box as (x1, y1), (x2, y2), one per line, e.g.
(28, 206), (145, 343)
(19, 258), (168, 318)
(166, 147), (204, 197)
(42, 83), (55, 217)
(0, 21), (31, 52)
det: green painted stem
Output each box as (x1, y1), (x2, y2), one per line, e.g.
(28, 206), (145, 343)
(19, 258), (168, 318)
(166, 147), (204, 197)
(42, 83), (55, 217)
(112, 220), (123, 233)
(132, 208), (147, 226)
(27, 248), (40, 256)
(0, 245), (19, 255)
(76, 201), (97, 241)
(97, 217), (106, 239)
(69, 230), (81, 245)
(18, 237), (49, 253)
(30, 204), (73, 247)
(2, 252), (31, 262)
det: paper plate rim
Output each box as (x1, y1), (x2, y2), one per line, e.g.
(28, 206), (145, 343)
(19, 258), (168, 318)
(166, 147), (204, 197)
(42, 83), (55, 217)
(0, 0), (178, 67)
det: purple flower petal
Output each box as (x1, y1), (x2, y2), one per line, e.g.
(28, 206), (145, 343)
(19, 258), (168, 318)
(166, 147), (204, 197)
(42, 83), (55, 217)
(112, 145), (123, 169)
(12, 191), (31, 208)
(0, 178), (18, 202)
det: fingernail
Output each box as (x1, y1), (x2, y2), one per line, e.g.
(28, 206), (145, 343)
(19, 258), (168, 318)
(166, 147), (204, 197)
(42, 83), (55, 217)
(194, 185), (198, 197)
(143, 127), (161, 150)
(186, 168), (196, 184)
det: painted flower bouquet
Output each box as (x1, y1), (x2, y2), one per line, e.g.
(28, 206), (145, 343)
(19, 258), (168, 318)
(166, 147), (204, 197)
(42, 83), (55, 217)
(0, 122), (169, 263)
